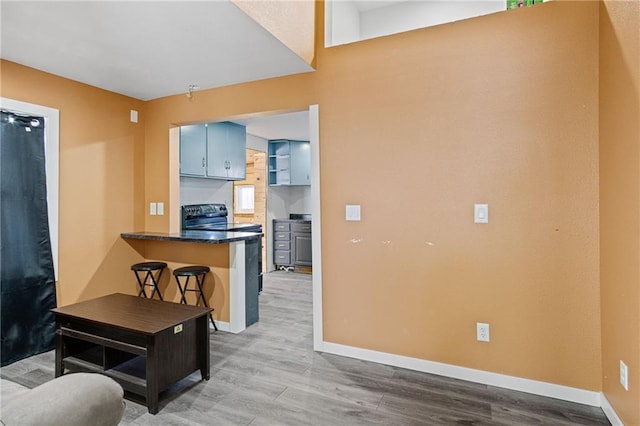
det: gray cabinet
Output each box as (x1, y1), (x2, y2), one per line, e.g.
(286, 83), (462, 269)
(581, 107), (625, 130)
(179, 122), (246, 180)
(273, 221), (291, 267)
(268, 140), (310, 186)
(292, 222), (312, 266)
(273, 219), (312, 268)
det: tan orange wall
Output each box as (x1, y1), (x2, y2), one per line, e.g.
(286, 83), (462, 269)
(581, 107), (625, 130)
(0, 60), (147, 306)
(320, 1), (600, 390)
(145, 1), (602, 390)
(599, 0), (640, 424)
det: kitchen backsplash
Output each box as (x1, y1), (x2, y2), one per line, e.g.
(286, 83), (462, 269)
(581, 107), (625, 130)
(288, 186), (312, 214)
(180, 177), (232, 206)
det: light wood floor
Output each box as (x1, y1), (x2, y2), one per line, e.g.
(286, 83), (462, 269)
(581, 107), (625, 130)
(1, 271), (609, 425)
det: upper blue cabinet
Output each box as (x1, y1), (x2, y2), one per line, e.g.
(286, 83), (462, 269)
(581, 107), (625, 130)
(179, 122), (246, 180)
(179, 124), (207, 177)
(268, 140), (310, 186)
(206, 122), (246, 180)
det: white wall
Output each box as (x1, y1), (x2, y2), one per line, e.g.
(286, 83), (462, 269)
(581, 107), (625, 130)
(360, 1), (505, 40)
(327, 0), (361, 46)
(327, 0), (508, 47)
(267, 187), (312, 219)
(246, 133), (268, 152)
(289, 186), (312, 214)
(180, 177), (234, 221)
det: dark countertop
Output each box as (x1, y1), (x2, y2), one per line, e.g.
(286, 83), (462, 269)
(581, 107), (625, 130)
(274, 218), (311, 223)
(288, 214), (312, 221)
(121, 230), (262, 244)
(189, 222), (261, 232)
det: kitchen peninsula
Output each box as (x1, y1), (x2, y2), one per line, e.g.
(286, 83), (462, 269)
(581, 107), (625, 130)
(121, 230), (261, 333)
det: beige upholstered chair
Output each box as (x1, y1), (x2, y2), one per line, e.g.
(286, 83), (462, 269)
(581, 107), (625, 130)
(1, 373), (124, 426)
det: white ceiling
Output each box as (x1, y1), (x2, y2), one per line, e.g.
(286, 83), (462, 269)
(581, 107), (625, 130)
(354, 1), (407, 12)
(0, 1), (314, 101)
(235, 111), (310, 141)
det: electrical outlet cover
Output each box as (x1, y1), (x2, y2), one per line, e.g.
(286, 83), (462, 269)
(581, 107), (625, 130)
(477, 322), (490, 342)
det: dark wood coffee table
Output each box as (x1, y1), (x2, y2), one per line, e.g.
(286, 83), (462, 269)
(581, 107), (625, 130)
(52, 293), (211, 414)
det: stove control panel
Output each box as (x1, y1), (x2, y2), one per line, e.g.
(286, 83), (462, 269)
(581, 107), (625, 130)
(182, 203), (227, 219)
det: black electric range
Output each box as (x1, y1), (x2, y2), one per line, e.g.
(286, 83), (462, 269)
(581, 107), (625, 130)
(181, 204), (262, 233)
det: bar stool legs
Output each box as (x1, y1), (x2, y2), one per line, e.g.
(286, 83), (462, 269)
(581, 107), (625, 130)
(173, 266), (217, 331)
(131, 262), (167, 300)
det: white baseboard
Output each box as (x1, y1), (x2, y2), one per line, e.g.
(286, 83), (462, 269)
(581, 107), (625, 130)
(600, 393), (624, 425)
(318, 341), (601, 407)
(211, 321), (232, 333)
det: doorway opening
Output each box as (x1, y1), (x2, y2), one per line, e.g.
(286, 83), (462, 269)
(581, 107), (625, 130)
(169, 105), (323, 348)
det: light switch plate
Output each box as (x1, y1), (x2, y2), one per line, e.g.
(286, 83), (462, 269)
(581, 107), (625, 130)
(130, 110), (138, 123)
(620, 360), (629, 391)
(149, 202), (157, 216)
(157, 202), (164, 215)
(474, 204), (489, 224)
(346, 205), (361, 221)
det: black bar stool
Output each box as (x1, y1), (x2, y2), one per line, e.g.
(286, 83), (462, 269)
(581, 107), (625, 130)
(131, 261), (167, 300)
(173, 265), (217, 331)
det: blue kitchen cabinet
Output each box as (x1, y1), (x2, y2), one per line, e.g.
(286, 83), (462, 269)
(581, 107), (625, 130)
(179, 124), (207, 176)
(268, 140), (310, 186)
(268, 140), (290, 186)
(225, 122), (247, 180)
(180, 122), (246, 180)
(290, 141), (311, 185)
(207, 122), (246, 180)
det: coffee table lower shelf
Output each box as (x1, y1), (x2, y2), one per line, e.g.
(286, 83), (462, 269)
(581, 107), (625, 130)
(62, 355), (148, 397)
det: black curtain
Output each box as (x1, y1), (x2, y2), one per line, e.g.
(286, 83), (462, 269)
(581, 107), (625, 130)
(1, 110), (57, 366)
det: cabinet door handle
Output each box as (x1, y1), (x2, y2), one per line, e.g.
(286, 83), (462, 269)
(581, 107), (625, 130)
(202, 157), (205, 167)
